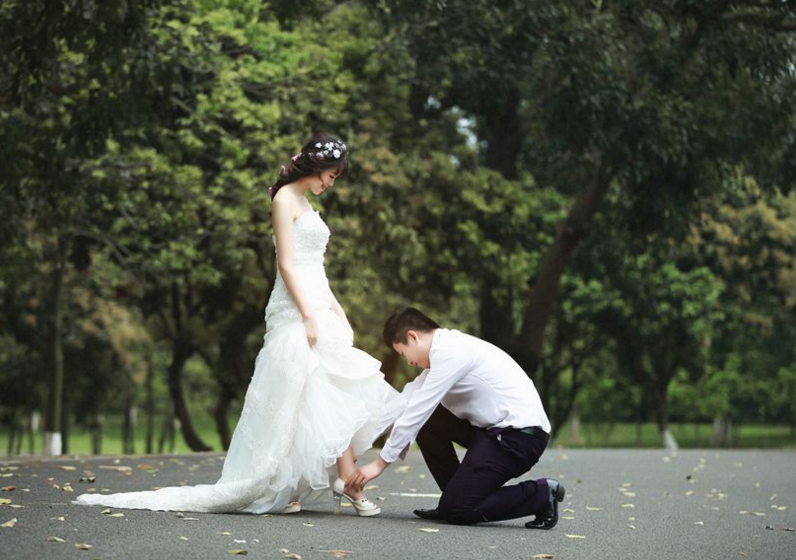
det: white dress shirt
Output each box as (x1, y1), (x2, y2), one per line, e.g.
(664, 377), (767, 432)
(380, 328), (551, 463)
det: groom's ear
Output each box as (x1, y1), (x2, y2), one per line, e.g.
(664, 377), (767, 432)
(406, 330), (419, 344)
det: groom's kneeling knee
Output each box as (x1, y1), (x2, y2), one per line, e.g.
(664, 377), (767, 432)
(438, 496), (484, 525)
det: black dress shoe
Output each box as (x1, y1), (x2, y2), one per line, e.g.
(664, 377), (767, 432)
(525, 479), (565, 530)
(413, 507), (441, 520)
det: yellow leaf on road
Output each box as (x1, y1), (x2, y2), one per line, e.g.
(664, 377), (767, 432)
(227, 550), (248, 555)
(59, 466), (77, 471)
(418, 528), (439, 533)
(586, 506), (604, 511)
(47, 536), (66, 542)
(565, 534), (586, 539)
(1, 518), (18, 527)
(532, 554), (554, 559)
(75, 543), (93, 550)
(0, 498), (12, 505)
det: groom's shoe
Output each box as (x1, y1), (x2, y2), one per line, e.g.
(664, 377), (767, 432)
(525, 479), (565, 530)
(413, 507), (442, 520)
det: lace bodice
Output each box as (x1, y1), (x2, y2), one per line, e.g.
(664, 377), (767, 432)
(273, 209), (330, 266)
(265, 210), (334, 327)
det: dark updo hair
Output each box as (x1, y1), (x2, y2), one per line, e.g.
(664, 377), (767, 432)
(383, 307), (441, 348)
(269, 132), (349, 200)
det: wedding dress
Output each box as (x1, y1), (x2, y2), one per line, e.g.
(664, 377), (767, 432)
(76, 209), (404, 513)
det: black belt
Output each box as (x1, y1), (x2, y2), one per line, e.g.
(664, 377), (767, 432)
(517, 426), (550, 442)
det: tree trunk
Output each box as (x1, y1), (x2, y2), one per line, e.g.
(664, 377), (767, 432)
(158, 407), (174, 454)
(517, 158), (614, 375)
(61, 404), (70, 455)
(214, 391), (233, 451)
(91, 414), (103, 455)
(167, 343), (211, 452)
(122, 400), (137, 455)
(28, 410), (40, 455)
(44, 236), (69, 456)
(145, 356), (155, 454)
(483, 88), (523, 180)
(710, 413), (733, 447)
(478, 280), (517, 354)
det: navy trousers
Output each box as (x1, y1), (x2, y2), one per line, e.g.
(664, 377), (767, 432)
(416, 405), (550, 525)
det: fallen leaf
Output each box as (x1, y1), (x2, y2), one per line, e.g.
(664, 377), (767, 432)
(98, 465), (132, 473)
(319, 551), (351, 558)
(234, 539), (246, 544)
(563, 508), (575, 513)
(769, 494), (778, 501)
(622, 482), (633, 488)
(61, 484), (74, 492)
(695, 521), (705, 525)
(532, 554), (554, 559)
(101, 508), (112, 514)
(749, 512), (766, 517)
(621, 491), (637, 497)
(106, 513), (124, 518)
(47, 536), (66, 543)
(765, 525), (774, 530)
(217, 531), (233, 536)
(227, 550), (248, 556)
(784, 527), (795, 532)
(562, 516), (575, 520)
(1, 518), (18, 528)
(182, 517), (200, 521)
(621, 504), (635, 508)
(586, 506), (604, 511)
(303, 523), (314, 527)
(59, 466), (77, 471)
(685, 490), (696, 497)
(0, 498), (12, 504)
(628, 524), (636, 529)
(565, 534), (586, 539)
(51, 516), (66, 521)
(75, 543), (93, 550)
(279, 551), (302, 560)
(1, 486), (15, 491)
(418, 528), (439, 533)
(394, 466), (412, 473)
(78, 476), (96, 483)
(179, 536), (189, 541)
(364, 485), (379, 490)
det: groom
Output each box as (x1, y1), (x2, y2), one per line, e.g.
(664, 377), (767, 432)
(346, 307), (564, 528)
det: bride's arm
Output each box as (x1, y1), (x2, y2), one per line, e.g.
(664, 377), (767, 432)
(272, 196), (319, 345)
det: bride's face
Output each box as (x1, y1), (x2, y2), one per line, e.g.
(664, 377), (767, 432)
(310, 169), (339, 196)
(393, 331), (431, 369)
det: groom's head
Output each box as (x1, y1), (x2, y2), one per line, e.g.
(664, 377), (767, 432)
(383, 307), (440, 370)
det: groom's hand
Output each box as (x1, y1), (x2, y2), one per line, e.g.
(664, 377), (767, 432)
(345, 457), (389, 494)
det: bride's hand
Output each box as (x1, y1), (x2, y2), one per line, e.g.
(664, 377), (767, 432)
(303, 316), (319, 346)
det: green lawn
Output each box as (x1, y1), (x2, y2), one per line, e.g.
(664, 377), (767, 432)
(554, 421), (796, 449)
(2, 419), (795, 457)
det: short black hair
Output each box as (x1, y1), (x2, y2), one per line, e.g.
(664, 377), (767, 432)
(382, 307), (440, 348)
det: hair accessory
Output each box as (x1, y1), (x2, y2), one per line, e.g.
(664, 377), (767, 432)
(310, 140), (347, 160)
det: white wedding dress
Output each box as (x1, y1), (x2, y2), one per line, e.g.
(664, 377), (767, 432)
(76, 209), (404, 513)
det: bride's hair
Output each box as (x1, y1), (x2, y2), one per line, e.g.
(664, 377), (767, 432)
(270, 132), (349, 200)
(383, 307), (441, 347)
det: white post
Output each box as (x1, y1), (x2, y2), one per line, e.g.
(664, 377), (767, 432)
(43, 432), (62, 456)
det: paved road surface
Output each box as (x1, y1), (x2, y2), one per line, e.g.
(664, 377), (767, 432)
(1, 448), (794, 560)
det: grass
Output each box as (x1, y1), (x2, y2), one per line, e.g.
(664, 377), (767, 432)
(2, 418), (795, 457)
(554, 421), (796, 449)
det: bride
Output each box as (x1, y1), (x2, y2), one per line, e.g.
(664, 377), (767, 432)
(76, 133), (403, 516)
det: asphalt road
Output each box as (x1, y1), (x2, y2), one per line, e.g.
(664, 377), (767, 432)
(1, 448), (794, 560)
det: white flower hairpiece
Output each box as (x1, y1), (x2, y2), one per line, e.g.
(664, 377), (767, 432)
(311, 140), (347, 160)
